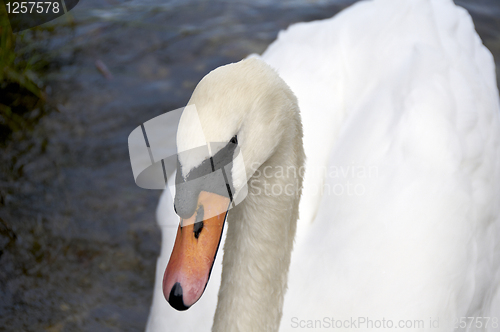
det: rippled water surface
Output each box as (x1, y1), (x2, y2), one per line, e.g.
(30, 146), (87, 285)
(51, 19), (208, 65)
(1, 0), (500, 331)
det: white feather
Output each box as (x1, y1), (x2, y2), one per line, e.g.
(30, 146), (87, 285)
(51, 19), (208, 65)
(146, 0), (500, 331)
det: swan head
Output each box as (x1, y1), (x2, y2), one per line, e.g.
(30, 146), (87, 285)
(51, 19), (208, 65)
(162, 57), (301, 310)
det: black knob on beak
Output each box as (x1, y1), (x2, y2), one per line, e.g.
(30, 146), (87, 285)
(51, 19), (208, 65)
(168, 282), (189, 311)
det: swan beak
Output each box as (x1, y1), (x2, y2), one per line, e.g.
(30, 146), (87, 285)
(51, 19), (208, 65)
(163, 191), (230, 311)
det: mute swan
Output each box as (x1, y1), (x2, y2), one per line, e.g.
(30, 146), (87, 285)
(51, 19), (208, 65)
(145, 0), (500, 331)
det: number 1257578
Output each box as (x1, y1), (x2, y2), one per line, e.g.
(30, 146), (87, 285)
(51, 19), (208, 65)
(5, 2), (61, 14)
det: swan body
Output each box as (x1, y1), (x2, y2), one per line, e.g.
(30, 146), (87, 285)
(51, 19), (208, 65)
(146, 0), (500, 331)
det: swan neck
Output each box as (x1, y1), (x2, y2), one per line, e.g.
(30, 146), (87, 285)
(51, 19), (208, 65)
(213, 129), (304, 331)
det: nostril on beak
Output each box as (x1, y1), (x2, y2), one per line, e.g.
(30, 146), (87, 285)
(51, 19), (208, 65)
(168, 282), (190, 311)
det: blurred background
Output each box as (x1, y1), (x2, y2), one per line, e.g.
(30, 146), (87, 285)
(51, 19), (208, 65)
(0, 0), (499, 331)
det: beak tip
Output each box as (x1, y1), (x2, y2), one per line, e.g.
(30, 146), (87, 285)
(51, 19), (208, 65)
(166, 282), (190, 311)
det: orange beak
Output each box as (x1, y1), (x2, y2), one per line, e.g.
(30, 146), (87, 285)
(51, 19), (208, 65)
(162, 191), (230, 310)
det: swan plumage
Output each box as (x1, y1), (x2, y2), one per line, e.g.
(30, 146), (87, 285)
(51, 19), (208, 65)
(146, 0), (500, 331)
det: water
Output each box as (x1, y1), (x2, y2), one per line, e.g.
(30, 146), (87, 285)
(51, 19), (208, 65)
(1, 0), (499, 331)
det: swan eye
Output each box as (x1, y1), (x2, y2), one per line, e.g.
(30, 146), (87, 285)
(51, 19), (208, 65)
(229, 135), (237, 144)
(193, 205), (204, 239)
